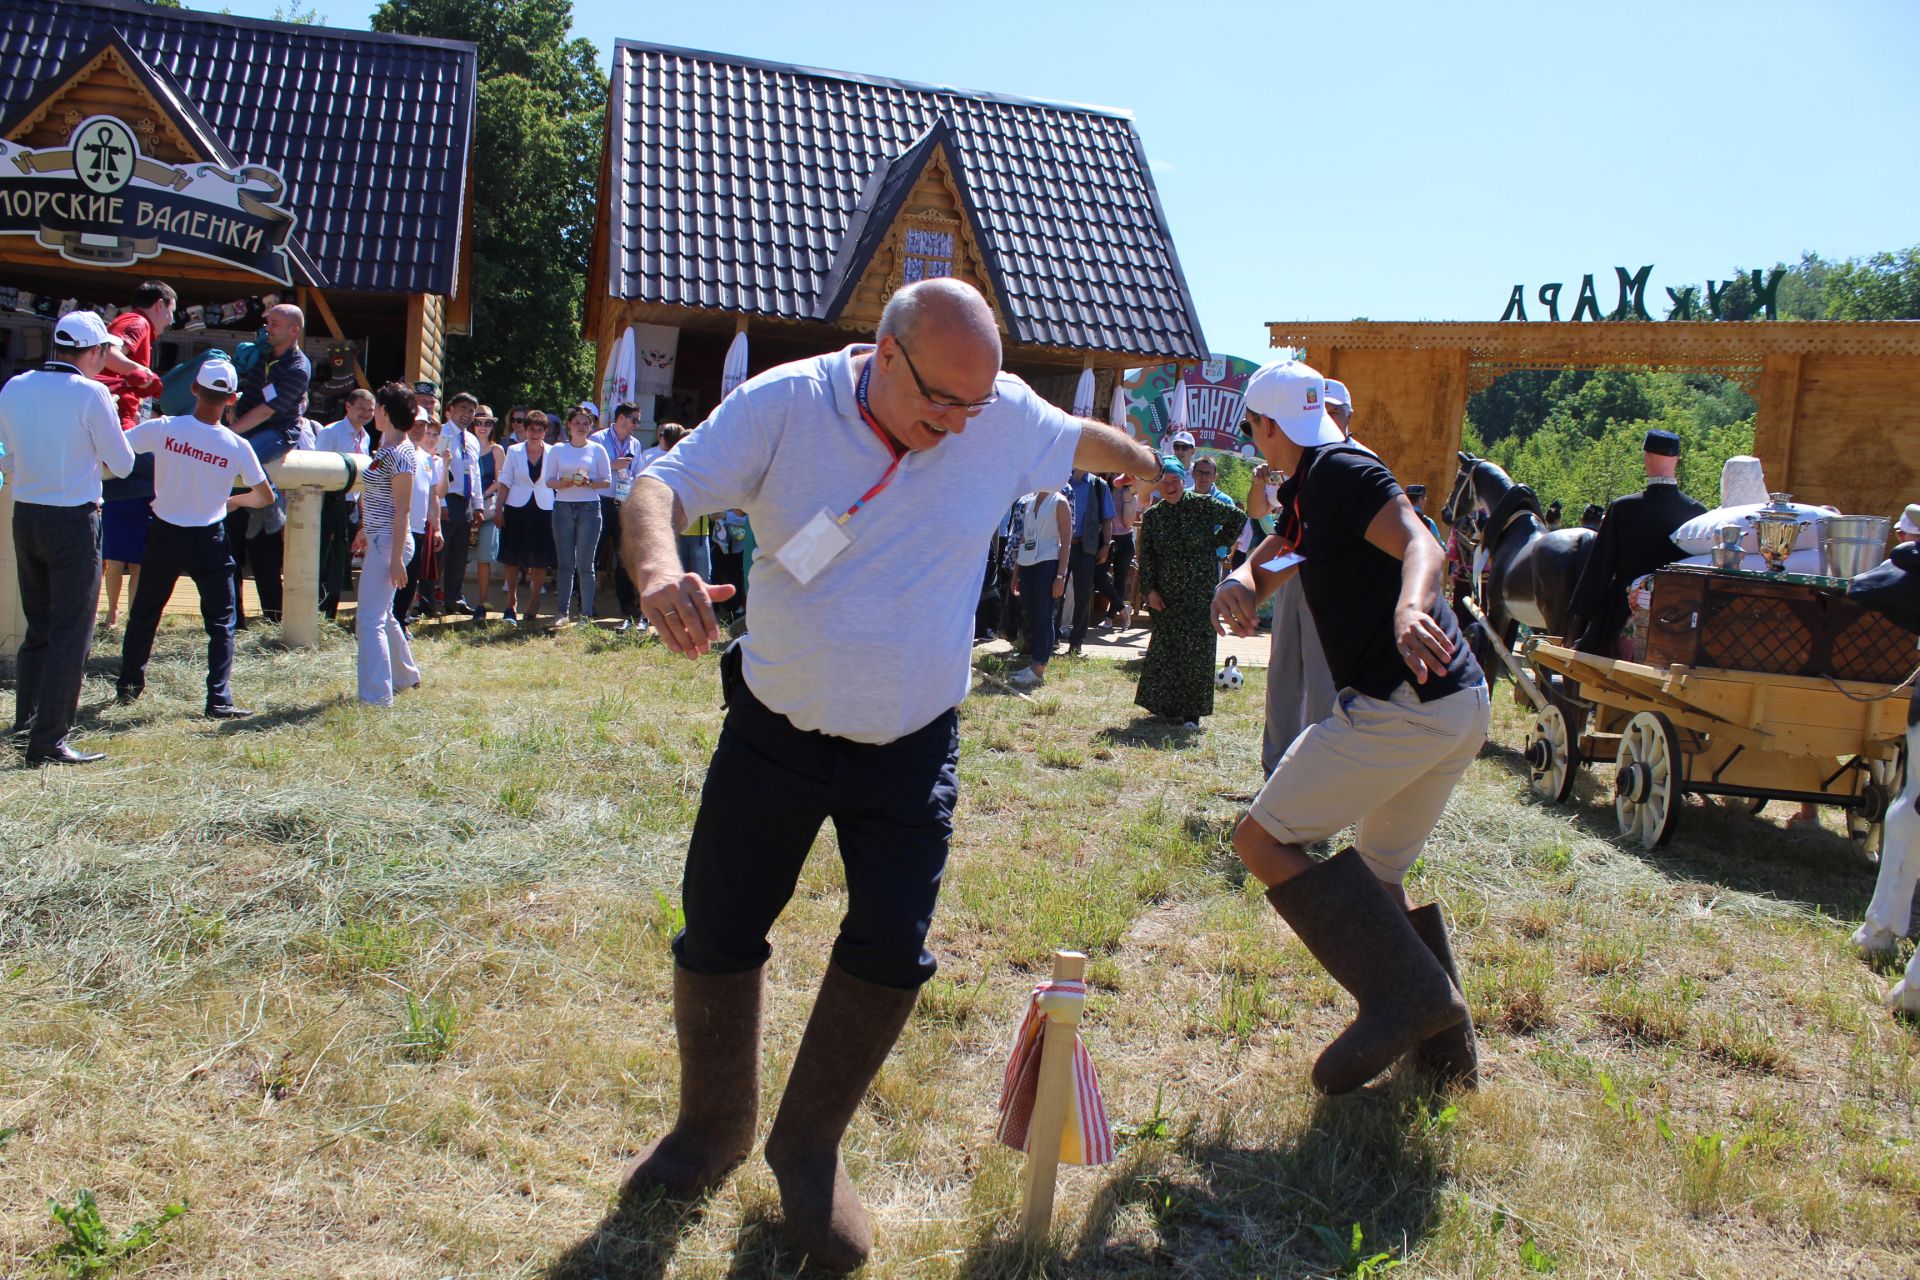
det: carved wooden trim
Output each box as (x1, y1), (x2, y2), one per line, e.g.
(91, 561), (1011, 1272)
(1268, 320), (1920, 361)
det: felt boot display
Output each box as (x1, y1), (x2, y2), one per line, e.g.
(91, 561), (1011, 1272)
(623, 963), (764, 1197)
(764, 963), (918, 1273)
(1405, 903), (1481, 1089)
(1263, 847), (1467, 1094)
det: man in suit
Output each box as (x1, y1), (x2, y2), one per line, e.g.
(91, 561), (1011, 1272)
(1568, 429), (1707, 655)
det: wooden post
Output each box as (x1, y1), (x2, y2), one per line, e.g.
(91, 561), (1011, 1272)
(1019, 949), (1087, 1246)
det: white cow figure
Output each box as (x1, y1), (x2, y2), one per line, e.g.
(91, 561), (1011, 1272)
(1852, 692), (1920, 1013)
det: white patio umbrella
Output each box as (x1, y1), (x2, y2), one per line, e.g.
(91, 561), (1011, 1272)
(600, 325), (636, 424)
(1167, 378), (1190, 437)
(1071, 367), (1096, 418)
(722, 329), (750, 397)
(1108, 384), (1130, 433)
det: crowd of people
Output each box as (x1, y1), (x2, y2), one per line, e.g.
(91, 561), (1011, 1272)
(6, 276), (1509, 1273)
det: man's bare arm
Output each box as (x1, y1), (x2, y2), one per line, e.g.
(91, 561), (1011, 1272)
(1072, 420), (1160, 482)
(621, 476), (732, 657)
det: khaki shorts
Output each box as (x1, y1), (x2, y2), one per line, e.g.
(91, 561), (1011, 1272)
(1250, 680), (1491, 884)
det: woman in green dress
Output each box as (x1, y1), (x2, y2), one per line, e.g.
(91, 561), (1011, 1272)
(1136, 460), (1247, 726)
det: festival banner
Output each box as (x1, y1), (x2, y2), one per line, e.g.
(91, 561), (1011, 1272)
(1123, 354), (1261, 455)
(0, 116), (300, 285)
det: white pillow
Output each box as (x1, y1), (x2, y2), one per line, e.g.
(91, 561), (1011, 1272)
(1672, 502), (1829, 555)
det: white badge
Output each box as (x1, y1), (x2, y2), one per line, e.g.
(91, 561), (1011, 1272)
(771, 509), (852, 586)
(1259, 550), (1306, 574)
(262, 383), (278, 403)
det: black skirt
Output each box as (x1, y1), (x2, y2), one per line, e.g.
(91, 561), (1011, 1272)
(500, 500), (555, 569)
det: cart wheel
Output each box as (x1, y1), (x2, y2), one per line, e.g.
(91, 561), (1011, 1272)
(1526, 704), (1578, 804)
(1614, 711), (1682, 850)
(1849, 756), (1905, 855)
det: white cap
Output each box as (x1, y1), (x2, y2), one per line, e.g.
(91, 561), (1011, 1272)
(53, 310), (122, 349)
(1324, 379), (1352, 407)
(414, 406), (431, 423)
(1168, 430), (1196, 447)
(575, 400), (599, 417)
(1719, 455), (1768, 508)
(1899, 504), (1920, 536)
(1242, 360), (1345, 448)
(194, 357), (239, 394)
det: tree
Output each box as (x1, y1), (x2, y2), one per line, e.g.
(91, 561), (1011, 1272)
(1821, 247), (1920, 321)
(372, 0), (603, 410)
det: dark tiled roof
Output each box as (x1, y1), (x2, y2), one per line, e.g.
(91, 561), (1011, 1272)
(606, 41), (1206, 361)
(0, 0), (475, 296)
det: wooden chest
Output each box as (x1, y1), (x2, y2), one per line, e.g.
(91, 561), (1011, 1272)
(1644, 565), (1917, 685)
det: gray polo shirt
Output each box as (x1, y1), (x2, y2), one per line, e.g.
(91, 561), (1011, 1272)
(644, 344), (1079, 743)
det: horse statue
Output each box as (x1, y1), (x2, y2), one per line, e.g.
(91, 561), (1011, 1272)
(1441, 453), (1595, 679)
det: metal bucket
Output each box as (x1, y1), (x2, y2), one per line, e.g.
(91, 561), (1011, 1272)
(1818, 515), (1891, 579)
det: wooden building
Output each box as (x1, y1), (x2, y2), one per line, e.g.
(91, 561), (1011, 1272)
(0, 0), (477, 405)
(587, 41), (1207, 426)
(1267, 320), (1920, 518)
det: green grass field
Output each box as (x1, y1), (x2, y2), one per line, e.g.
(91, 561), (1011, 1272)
(2, 619), (1917, 1278)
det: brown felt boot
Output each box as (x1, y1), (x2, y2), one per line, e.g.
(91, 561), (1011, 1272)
(1406, 903), (1480, 1089)
(1263, 847), (1468, 1095)
(764, 963), (918, 1274)
(623, 963), (763, 1198)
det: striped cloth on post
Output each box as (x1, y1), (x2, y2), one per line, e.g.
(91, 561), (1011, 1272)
(994, 978), (1115, 1166)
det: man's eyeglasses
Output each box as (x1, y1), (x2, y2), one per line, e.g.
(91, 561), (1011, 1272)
(896, 341), (999, 415)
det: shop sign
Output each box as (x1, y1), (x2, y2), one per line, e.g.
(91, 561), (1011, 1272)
(0, 116), (299, 285)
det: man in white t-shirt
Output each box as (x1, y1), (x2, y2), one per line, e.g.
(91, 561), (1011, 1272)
(115, 358), (275, 717)
(621, 279), (1164, 1271)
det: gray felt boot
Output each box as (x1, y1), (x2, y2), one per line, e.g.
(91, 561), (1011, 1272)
(623, 963), (764, 1197)
(764, 963), (918, 1273)
(1264, 847), (1468, 1094)
(1406, 903), (1480, 1089)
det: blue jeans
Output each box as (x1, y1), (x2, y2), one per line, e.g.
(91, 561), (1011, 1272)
(677, 530), (712, 580)
(1017, 559), (1060, 664)
(553, 500), (603, 620)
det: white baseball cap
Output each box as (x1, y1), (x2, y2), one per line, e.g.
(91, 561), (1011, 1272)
(194, 357), (239, 394)
(1324, 379), (1352, 407)
(1168, 430), (1196, 448)
(1898, 504), (1920, 536)
(53, 310), (122, 349)
(1242, 360), (1345, 448)
(414, 406), (431, 423)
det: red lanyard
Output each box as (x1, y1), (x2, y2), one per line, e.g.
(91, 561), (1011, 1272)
(842, 358), (907, 525)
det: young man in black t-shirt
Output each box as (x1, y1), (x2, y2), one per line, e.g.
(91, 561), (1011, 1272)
(1213, 360), (1490, 1095)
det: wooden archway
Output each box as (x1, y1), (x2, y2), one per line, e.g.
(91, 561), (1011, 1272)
(1265, 321), (1920, 517)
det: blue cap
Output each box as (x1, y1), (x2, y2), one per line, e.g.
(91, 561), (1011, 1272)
(1160, 457), (1188, 480)
(1644, 429), (1680, 457)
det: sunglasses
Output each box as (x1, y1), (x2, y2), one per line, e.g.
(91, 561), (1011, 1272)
(896, 342), (1000, 415)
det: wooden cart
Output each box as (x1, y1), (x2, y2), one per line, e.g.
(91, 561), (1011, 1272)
(1467, 565), (1916, 852)
(1520, 642), (1908, 851)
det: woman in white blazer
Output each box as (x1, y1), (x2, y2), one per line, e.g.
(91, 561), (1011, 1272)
(491, 408), (556, 626)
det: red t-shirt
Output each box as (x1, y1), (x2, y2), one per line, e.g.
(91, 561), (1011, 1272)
(98, 311), (160, 430)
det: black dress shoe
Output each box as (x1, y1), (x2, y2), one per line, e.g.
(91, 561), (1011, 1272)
(26, 744), (105, 766)
(205, 703), (254, 720)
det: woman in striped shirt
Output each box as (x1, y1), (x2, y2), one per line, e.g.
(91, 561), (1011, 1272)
(352, 382), (422, 704)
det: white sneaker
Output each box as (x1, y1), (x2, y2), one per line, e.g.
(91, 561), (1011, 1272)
(1010, 668), (1045, 689)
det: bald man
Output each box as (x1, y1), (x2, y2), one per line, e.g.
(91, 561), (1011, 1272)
(231, 303), (311, 468)
(620, 278), (1163, 1271)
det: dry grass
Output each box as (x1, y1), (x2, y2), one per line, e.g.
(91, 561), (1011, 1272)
(3, 621), (1919, 1278)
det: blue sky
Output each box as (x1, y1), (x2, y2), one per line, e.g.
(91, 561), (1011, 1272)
(226, 0), (1918, 361)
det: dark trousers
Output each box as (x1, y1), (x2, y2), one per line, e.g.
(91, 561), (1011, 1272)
(11, 503), (102, 754)
(247, 526), (284, 622)
(599, 496), (638, 618)
(117, 518), (236, 708)
(1065, 544), (1102, 646)
(225, 507), (251, 625)
(1101, 532), (1135, 619)
(395, 529), (429, 626)
(439, 492), (472, 607)
(1017, 559), (1060, 663)
(320, 492), (355, 618)
(674, 680), (959, 990)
